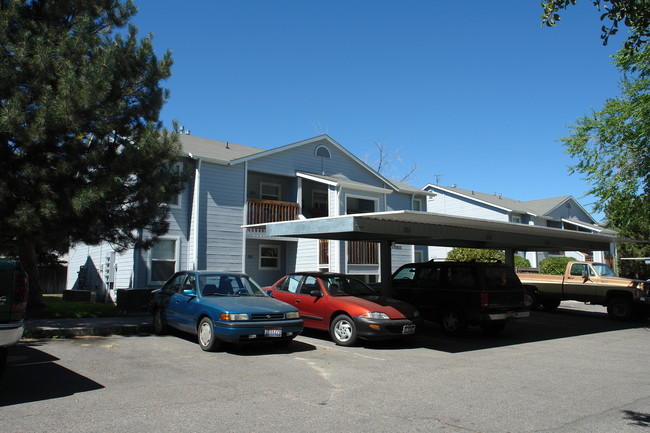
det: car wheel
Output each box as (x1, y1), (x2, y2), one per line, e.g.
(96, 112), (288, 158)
(152, 309), (168, 335)
(480, 321), (506, 335)
(540, 298), (561, 311)
(198, 317), (221, 352)
(607, 297), (633, 321)
(330, 314), (358, 346)
(0, 347), (7, 378)
(523, 287), (539, 310)
(440, 307), (468, 337)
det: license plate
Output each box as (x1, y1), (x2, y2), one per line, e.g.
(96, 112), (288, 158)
(402, 324), (416, 334)
(265, 328), (282, 337)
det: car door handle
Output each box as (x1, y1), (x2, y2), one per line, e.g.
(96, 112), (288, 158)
(295, 299), (301, 303)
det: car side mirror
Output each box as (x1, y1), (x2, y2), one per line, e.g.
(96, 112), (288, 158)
(310, 289), (323, 298)
(182, 289), (196, 297)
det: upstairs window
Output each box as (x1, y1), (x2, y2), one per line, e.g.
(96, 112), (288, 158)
(315, 145), (331, 159)
(260, 182), (281, 201)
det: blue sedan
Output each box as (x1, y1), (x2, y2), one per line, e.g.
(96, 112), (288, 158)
(151, 271), (303, 351)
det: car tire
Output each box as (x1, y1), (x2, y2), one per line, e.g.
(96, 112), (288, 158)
(480, 321), (506, 335)
(607, 297), (633, 321)
(0, 347), (7, 378)
(198, 317), (221, 352)
(540, 298), (561, 311)
(152, 309), (168, 335)
(330, 314), (358, 346)
(523, 287), (539, 310)
(440, 307), (468, 337)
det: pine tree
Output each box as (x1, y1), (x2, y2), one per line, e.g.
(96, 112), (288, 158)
(0, 0), (185, 310)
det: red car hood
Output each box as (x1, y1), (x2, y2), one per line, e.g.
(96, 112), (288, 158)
(334, 295), (417, 319)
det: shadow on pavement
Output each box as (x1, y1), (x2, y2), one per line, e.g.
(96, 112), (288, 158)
(0, 344), (104, 407)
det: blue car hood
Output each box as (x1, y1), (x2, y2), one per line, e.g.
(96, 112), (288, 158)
(202, 296), (296, 313)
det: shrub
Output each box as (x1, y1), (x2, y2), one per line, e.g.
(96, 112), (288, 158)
(446, 248), (531, 267)
(540, 257), (576, 275)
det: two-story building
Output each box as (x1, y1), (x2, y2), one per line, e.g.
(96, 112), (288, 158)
(423, 184), (614, 267)
(66, 134), (431, 302)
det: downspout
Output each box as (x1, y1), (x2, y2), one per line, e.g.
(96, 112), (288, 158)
(242, 161), (249, 273)
(188, 155), (202, 270)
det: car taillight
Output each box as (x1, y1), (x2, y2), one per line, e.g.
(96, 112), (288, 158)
(11, 273), (29, 313)
(480, 292), (489, 307)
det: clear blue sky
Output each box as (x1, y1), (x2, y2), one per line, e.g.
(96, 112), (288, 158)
(131, 0), (624, 223)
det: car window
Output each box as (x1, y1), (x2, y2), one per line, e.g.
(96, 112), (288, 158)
(570, 263), (587, 276)
(279, 275), (302, 293)
(446, 267), (475, 288)
(183, 275), (197, 293)
(394, 266), (416, 281)
(199, 274), (264, 296)
(300, 276), (320, 295)
(325, 276), (377, 296)
(164, 273), (187, 294)
(483, 266), (521, 290)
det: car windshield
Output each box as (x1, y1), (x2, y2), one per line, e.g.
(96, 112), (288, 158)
(325, 276), (378, 297)
(592, 263), (616, 277)
(199, 274), (265, 297)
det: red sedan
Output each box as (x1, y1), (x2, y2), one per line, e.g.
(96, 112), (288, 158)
(264, 272), (421, 346)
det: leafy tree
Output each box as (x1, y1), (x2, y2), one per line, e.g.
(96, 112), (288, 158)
(541, 0), (650, 56)
(0, 0), (185, 310)
(561, 45), (650, 248)
(539, 257), (576, 275)
(446, 248), (531, 268)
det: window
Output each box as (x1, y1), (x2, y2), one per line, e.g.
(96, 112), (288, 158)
(279, 275), (302, 293)
(511, 215), (521, 224)
(315, 145), (331, 159)
(312, 190), (328, 209)
(167, 163), (183, 207)
(346, 195), (377, 214)
(260, 182), (281, 201)
(150, 238), (178, 284)
(259, 244), (280, 270)
(413, 198), (423, 211)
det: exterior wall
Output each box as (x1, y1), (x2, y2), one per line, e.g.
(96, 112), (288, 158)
(199, 162), (246, 271)
(244, 238), (290, 286)
(390, 244), (413, 272)
(427, 190), (509, 221)
(247, 141), (381, 187)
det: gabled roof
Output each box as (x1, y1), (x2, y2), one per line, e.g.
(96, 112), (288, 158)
(424, 185), (536, 215)
(179, 134), (264, 164)
(425, 185), (597, 225)
(179, 134), (400, 191)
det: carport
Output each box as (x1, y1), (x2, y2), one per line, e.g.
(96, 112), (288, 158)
(246, 210), (622, 296)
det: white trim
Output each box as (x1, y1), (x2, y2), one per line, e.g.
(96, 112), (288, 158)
(188, 159), (201, 270)
(260, 181), (281, 201)
(297, 171), (393, 194)
(167, 162), (183, 208)
(148, 236), (180, 285)
(259, 244), (281, 270)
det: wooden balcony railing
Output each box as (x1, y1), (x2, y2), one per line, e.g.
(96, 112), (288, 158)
(319, 240), (329, 265)
(347, 240), (379, 264)
(247, 198), (300, 232)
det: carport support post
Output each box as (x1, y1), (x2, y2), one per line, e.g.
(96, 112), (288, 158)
(505, 248), (515, 268)
(379, 240), (393, 297)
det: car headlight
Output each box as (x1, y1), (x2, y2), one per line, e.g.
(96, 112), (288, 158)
(358, 312), (390, 319)
(286, 311), (300, 319)
(220, 313), (250, 321)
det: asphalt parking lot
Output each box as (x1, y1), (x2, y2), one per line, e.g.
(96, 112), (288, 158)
(2, 302), (650, 433)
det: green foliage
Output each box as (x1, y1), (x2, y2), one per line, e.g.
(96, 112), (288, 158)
(562, 44), (650, 245)
(540, 257), (576, 275)
(26, 294), (120, 320)
(446, 248), (531, 268)
(541, 0), (650, 56)
(0, 1), (186, 308)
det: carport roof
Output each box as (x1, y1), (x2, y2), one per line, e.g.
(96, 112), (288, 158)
(246, 210), (624, 252)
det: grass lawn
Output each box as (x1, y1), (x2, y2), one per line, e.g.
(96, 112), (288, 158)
(26, 294), (121, 320)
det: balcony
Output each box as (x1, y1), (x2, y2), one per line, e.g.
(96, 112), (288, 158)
(247, 198), (300, 232)
(348, 240), (379, 265)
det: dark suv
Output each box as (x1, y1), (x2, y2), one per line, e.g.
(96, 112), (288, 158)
(390, 261), (530, 336)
